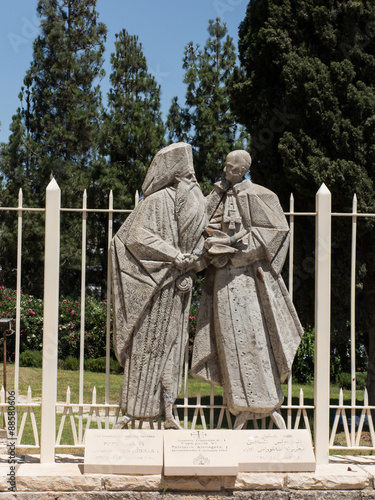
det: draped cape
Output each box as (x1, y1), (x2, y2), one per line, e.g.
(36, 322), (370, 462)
(191, 179), (303, 410)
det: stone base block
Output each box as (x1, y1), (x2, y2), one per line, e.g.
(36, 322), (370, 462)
(0, 455), (374, 499)
(286, 464), (371, 490)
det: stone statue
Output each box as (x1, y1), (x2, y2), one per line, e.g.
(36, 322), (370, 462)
(191, 150), (303, 429)
(111, 142), (207, 429)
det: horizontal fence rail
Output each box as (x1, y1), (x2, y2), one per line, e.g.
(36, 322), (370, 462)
(0, 182), (373, 463)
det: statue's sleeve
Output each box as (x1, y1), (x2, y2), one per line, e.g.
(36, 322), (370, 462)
(111, 190), (180, 367)
(126, 192), (180, 263)
(236, 188), (290, 275)
(127, 226), (180, 262)
(111, 231), (157, 366)
(253, 191), (290, 275)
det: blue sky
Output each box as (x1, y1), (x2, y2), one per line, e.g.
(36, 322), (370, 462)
(0, 0), (248, 144)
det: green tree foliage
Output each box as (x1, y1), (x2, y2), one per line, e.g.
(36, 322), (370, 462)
(0, 0), (107, 296)
(87, 29), (165, 297)
(167, 18), (248, 192)
(0, 111), (46, 293)
(24, 0), (107, 203)
(231, 0), (375, 390)
(97, 29), (165, 208)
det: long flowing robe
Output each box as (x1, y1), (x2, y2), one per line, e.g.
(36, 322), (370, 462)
(111, 179), (206, 419)
(191, 179), (303, 417)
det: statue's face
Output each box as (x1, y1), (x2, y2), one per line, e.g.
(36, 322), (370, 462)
(224, 153), (247, 185)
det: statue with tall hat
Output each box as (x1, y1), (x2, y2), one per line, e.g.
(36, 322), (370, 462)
(111, 142), (207, 429)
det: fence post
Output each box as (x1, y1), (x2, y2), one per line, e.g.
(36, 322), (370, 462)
(105, 191), (113, 407)
(40, 178), (61, 463)
(14, 188), (23, 437)
(314, 183), (331, 464)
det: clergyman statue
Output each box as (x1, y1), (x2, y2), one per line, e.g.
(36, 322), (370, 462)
(111, 142), (207, 429)
(191, 150), (303, 429)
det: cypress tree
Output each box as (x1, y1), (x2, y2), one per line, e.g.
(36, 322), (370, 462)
(26, 0), (107, 203)
(167, 18), (248, 193)
(87, 29), (165, 297)
(96, 29), (165, 208)
(0, 0), (107, 296)
(231, 0), (375, 390)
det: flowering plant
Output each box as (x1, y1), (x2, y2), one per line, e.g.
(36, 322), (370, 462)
(0, 287), (112, 361)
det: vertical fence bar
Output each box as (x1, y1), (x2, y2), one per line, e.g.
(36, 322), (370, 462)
(287, 193), (294, 429)
(314, 183), (331, 464)
(79, 190), (87, 443)
(14, 189), (23, 437)
(40, 179), (61, 463)
(288, 194), (295, 300)
(350, 194), (358, 446)
(210, 384), (214, 429)
(105, 191), (113, 406)
(184, 340), (189, 429)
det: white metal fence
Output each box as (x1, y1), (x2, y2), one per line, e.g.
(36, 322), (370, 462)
(0, 179), (373, 464)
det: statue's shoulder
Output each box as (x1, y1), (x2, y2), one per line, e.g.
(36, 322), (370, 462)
(212, 180), (230, 193)
(235, 181), (284, 215)
(240, 180), (277, 198)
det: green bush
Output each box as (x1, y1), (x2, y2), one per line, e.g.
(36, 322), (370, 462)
(85, 357), (106, 373)
(292, 325), (369, 385)
(57, 295), (110, 360)
(111, 358), (123, 374)
(85, 356), (122, 374)
(331, 327), (368, 381)
(337, 372), (367, 390)
(292, 326), (315, 384)
(337, 372), (351, 389)
(0, 287), (111, 361)
(19, 350), (43, 368)
(64, 355), (80, 371)
(357, 371), (367, 390)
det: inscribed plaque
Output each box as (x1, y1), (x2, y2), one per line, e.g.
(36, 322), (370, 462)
(236, 429), (316, 472)
(84, 429), (163, 474)
(164, 429), (238, 476)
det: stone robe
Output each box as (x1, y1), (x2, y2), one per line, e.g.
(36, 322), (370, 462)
(191, 179), (303, 417)
(112, 178), (206, 420)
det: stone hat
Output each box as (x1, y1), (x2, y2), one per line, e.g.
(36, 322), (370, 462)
(142, 142), (194, 197)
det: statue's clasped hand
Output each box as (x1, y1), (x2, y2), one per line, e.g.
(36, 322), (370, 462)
(173, 253), (195, 292)
(173, 252), (195, 271)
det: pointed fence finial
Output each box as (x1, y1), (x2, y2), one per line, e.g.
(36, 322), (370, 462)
(352, 193), (357, 212)
(317, 183), (331, 196)
(289, 192), (294, 212)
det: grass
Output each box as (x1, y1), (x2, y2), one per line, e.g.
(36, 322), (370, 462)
(0, 363), (371, 456)
(1, 363), (124, 454)
(1, 362), (124, 404)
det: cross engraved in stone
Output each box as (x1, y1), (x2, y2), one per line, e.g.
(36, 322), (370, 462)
(190, 430), (207, 439)
(224, 193), (242, 230)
